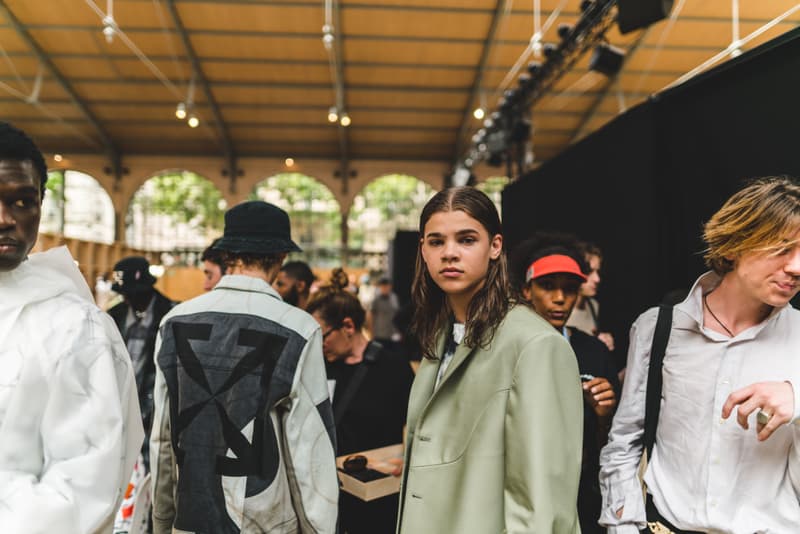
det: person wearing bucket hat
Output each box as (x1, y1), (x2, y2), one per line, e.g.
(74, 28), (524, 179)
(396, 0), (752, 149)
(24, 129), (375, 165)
(150, 200), (337, 534)
(107, 255), (176, 472)
(212, 200), (302, 255)
(511, 232), (618, 534)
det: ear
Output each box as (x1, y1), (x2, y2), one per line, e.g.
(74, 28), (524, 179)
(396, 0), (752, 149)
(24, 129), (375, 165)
(521, 284), (531, 302)
(489, 233), (503, 260)
(341, 317), (356, 334)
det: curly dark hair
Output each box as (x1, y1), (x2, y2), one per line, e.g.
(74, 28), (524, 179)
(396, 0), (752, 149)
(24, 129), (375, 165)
(0, 121), (48, 196)
(411, 186), (512, 360)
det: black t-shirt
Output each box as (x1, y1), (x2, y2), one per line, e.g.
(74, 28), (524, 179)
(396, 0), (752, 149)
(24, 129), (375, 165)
(326, 343), (415, 534)
(569, 327), (619, 534)
(325, 343), (414, 456)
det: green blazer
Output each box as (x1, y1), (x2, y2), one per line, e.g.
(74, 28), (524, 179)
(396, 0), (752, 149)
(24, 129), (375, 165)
(397, 305), (583, 534)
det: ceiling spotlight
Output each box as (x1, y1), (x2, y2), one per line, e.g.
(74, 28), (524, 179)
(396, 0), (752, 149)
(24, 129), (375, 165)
(530, 32), (543, 56)
(527, 61), (542, 76)
(285, 157), (295, 167)
(473, 107), (485, 120)
(175, 102), (187, 120)
(340, 113), (351, 127)
(187, 113), (199, 128)
(54, 154), (63, 162)
(580, 0), (595, 12)
(543, 43), (558, 59)
(327, 106), (339, 123)
(557, 23), (574, 41)
(589, 43), (626, 76)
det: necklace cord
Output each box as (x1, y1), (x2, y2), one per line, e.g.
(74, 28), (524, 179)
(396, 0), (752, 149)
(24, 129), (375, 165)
(703, 292), (734, 337)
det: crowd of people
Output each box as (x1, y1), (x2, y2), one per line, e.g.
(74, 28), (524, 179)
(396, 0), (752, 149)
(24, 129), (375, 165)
(2, 118), (800, 534)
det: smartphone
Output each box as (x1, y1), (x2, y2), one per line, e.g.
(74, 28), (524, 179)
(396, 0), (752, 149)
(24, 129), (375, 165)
(580, 374), (595, 382)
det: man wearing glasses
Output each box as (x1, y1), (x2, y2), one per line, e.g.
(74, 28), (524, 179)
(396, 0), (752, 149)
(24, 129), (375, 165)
(150, 201), (338, 534)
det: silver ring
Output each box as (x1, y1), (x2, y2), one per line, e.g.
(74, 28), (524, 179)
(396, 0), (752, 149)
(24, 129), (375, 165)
(757, 410), (772, 426)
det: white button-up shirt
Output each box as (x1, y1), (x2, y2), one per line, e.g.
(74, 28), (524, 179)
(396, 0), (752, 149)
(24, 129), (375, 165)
(599, 272), (800, 534)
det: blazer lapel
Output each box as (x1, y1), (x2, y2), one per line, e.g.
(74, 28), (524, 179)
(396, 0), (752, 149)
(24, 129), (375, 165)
(435, 341), (476, 391)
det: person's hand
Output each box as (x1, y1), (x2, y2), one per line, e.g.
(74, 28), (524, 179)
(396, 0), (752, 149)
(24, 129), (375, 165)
(583, 377), (617, 418)
(597, 331), (615, 352)
(721, 381), (795, 441)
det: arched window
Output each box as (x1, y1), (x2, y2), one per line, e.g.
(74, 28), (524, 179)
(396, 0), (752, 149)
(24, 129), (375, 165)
(348, 174), (436, 269)
(126, 171), (225, 253)
(251, 173), (342, 267)
(40, 170), (115, 244)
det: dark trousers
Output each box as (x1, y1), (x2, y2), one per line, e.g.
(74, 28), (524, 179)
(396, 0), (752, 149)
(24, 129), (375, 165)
(640, 495), (703, 534)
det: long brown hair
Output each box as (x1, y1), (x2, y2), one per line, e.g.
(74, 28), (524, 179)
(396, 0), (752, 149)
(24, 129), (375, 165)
(411, 186), (511, 360)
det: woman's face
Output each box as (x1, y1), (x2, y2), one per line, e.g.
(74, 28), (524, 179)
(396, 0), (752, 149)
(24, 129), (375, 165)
(312, 312), (353, 362)
(523, 273), (582, 330)
(581, 254), (601, 297)
(420, 209), (502, 302)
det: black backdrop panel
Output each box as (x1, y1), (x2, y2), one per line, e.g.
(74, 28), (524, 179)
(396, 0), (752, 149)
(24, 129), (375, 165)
(503, 27), (800, 360)
(391, 230), (420, 308)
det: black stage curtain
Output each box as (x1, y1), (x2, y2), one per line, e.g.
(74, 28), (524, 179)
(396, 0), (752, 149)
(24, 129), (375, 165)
(502, 27), (800, 362)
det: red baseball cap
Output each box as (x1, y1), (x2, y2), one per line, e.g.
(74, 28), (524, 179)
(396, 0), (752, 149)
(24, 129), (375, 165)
(525, 254), (587, 283)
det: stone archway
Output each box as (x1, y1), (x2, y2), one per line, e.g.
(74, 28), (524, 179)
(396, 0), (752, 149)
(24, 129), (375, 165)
(251, 173), (343, 267)
(40, 169), (116, 244)
(347, 174), (436, 271)
(125, 170), (226, 253)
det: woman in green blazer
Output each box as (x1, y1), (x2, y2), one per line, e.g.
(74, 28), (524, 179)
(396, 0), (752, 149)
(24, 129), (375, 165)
(397, 186), (583, 534)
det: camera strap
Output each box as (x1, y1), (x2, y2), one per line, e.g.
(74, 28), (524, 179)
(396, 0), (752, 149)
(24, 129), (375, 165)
(644, 304), (673, 460)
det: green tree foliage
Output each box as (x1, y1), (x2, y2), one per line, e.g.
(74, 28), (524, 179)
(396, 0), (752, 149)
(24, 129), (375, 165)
(132, 171), (225, 232)
(348, 174), (436, 251)
(251, 173), (341, 266)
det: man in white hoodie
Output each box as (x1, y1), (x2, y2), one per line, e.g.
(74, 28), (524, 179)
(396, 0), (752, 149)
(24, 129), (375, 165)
(0, 121), (143, 533)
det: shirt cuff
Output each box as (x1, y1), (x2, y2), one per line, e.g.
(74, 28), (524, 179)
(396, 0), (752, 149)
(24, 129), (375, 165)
(789, 380), (800, 424)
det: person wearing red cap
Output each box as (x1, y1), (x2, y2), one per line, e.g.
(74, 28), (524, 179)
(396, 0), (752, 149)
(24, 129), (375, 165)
(511, 232), (619, 534)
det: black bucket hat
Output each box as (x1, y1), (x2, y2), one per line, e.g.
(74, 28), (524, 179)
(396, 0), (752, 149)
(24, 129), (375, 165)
(213, 201), (301, 255)
(111, 256), (157, 295)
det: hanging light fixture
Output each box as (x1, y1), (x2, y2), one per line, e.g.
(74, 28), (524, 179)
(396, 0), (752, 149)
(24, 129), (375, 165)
(187, 113), (199, 128)
(340, 113), (351, 127)
(327, 106), (339, 123)
(473, 107), (485, 120)
(175, 102), (187, 120)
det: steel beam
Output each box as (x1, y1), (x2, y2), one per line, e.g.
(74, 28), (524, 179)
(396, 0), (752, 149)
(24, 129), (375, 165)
(0, 1), (121, 174)
(452, 0), (509, 166)
(165, 0), (238, 190)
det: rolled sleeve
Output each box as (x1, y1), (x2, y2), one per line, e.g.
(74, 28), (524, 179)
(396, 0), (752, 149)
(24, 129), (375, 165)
(599, 309), (657, 531)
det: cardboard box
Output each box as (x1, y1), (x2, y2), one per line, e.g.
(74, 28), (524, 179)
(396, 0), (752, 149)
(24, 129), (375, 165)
(336, 444), (403, 501)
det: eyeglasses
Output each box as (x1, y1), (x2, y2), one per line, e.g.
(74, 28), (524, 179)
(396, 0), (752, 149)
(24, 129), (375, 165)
(322, 325), (342, 340)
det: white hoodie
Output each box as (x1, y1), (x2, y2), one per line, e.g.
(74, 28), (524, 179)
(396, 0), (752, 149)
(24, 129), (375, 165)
(0, 246), (143, 533)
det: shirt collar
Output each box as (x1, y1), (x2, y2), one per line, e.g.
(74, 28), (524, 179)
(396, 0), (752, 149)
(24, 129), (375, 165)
(675, 271), (786, 341)
(214, 273), (283, 300)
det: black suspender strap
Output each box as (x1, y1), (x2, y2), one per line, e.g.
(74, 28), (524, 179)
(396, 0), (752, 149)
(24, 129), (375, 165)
(333, 341), (382, 425)
(643, 304), (673, 460)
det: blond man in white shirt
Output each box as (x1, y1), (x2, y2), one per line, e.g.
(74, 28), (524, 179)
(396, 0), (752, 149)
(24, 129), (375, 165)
(600, 176), (800, 534)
